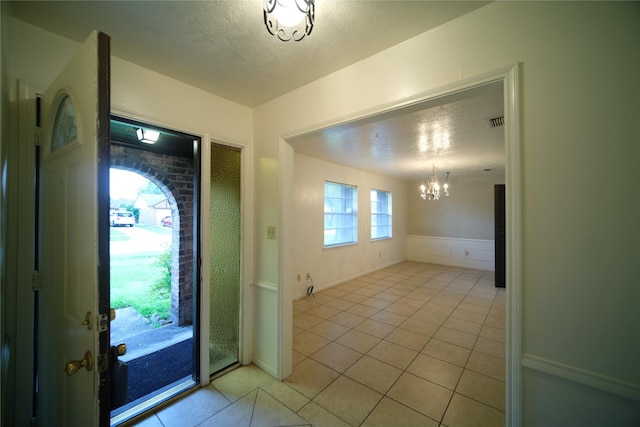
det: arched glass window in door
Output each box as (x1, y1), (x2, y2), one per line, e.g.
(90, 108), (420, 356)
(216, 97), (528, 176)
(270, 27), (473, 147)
(51, 94), (78, 152)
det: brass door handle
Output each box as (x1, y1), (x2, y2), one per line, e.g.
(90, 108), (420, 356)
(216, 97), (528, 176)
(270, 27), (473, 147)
(64, 351), (93, 376)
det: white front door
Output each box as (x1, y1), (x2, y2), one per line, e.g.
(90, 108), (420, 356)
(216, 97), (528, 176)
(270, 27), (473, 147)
(38, 31), (110, 426)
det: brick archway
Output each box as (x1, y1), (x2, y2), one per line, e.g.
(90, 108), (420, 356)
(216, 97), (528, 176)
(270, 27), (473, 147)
(111, 145), (194, 326)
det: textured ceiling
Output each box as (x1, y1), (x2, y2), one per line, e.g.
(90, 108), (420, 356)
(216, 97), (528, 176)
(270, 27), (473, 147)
(10, 0), (503, 182)
(10, 0), (489, 108)
(289, 80), (505, 182)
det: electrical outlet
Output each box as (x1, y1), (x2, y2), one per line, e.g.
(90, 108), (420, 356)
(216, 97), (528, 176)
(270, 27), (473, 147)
(306, 273), (310, 280)
(267, 226), (276, 240)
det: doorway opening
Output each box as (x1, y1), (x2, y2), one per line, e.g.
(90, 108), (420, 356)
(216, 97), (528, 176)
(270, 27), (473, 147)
(280, 66), (520, 417)
(108, 116), (201, 425)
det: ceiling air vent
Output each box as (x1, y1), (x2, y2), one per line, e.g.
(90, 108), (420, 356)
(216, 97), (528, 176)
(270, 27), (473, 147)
(487, 115), (505, 128)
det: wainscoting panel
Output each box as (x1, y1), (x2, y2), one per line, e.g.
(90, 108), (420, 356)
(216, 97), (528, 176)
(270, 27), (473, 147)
(251, 281), (279, 378)
(423, 244), (452, 257)
(407, 235), (495, 271)
(522, 354), (640, 425)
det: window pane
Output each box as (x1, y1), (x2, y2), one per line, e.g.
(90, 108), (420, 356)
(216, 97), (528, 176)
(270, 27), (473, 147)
(324, 181), (358, 247)
(371, 189), (392, 240)
(52, 95), (78, 152)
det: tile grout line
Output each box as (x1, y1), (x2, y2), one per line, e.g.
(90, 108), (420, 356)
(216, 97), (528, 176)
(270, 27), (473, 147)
(292, 262), (505, 425)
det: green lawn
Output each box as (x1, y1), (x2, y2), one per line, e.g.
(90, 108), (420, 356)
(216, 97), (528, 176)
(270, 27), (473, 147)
(136, 224), (172, 235)
(110, 229), (172, 323)
(110, 224), (171, 237)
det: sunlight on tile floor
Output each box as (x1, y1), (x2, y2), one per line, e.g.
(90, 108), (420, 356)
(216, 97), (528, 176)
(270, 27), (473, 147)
(132, 261), (505, 426)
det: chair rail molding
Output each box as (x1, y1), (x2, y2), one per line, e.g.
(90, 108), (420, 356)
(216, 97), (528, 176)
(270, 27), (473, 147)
(522, 354), (640, 402)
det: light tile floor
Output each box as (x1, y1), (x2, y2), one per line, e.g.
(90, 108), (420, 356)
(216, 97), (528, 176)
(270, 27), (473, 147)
(131, 261), (506, 427)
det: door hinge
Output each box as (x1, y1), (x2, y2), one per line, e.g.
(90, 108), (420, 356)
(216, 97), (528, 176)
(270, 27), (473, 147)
(34, 126), (41, 147)
(32, 271), (40, 291)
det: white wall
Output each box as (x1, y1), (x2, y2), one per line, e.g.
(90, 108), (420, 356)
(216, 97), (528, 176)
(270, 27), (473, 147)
(292, 153), (407, 299)
(9, 19), (253, 145)
(405, 175), (501, 272)
(407, 175), (501, 240)
(254, 1), (640, 423)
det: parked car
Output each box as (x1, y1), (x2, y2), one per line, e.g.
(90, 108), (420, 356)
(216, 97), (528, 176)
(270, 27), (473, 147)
(110, 211), (135, 227)
(160, 216), (172, 227)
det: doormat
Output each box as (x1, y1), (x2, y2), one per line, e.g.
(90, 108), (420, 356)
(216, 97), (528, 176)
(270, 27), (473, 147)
(125, 338), (193, 403)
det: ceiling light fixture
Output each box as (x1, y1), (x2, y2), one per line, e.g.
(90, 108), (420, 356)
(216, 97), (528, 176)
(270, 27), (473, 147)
(420, 165), (450, 201)
(264, 0), (314, 42)
(136, 128), (160, 144)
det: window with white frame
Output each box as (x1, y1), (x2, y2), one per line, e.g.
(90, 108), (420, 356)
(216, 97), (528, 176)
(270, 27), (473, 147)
(371, 189), (392, 240)
(324, 181), (358, 247)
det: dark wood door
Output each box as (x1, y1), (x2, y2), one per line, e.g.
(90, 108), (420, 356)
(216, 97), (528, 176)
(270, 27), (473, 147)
(494, 184), (506, 287)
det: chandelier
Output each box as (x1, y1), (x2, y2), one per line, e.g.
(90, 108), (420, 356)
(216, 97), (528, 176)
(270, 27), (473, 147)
(264, 0), (315, 42)
(420, 165), (450, 200)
